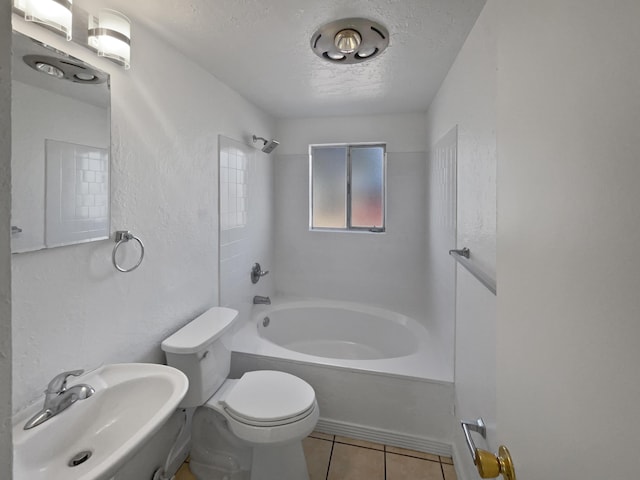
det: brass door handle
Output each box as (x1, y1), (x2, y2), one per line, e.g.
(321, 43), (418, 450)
(461, 419), (517, 480)
(475, 446), (516, 480)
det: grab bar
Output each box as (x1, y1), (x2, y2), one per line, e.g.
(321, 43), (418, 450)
(461, 418), (517, 480)
(449, 247), (497, 295)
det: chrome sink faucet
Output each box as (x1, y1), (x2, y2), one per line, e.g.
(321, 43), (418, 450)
(24, 369), (95, 430)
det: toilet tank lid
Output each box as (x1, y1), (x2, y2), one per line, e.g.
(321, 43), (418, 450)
(161, 307), (239, 354)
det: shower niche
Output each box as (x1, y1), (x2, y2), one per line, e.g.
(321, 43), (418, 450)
(11, 31), (111, 253)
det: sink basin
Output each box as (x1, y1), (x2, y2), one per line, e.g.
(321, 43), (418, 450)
(13, 363), (188, 480)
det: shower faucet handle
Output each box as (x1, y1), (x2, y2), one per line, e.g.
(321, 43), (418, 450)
(251, 263), (269, 284)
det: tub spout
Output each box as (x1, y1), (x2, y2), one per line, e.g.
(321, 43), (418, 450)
(253, 295), (271, 305)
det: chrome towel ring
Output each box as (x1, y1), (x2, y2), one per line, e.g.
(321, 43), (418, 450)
(112, 230), (145, 273)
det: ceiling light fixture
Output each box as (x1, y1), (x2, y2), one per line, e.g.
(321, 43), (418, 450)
(311, 18), (389, 64)
(14, 0), (74, 40)
(24, 54), (108, 84)
(35, 61), (64, 78)
(334, 29), (361, 54)
(88, 9), (131, 69)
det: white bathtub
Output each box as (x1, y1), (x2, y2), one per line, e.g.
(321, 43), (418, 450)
(232, 298), (451, 382)
(259, 303), (421, 360)
(230, 298), (454, 455)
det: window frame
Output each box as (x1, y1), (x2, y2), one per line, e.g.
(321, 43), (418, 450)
(309, 143), (387, 233)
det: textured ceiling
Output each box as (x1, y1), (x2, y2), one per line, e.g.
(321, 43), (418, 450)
(79, 0), (486, 118)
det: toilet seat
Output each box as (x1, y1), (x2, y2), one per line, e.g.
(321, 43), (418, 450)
(201, 370), (320, 447)
(225, 402), (317, 427)
(221, 371), (316, 426)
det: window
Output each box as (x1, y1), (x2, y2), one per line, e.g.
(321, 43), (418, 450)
(310, 144), (386, 232)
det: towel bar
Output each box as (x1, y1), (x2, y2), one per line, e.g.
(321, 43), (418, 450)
(112, 230), (145, 273)
(449, 247), (496, 295)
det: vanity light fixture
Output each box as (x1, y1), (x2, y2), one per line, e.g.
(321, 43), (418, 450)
(13, 0), (74, 41)
(88, 9), (131, 69)
(311, 18), (389, 64)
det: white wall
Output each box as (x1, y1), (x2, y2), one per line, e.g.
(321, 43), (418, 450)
(274, 114), (429, 323)
(0, 2), (12, 477)
(496, 1), (640, 479)
(9, 16), (274, 478)
(425, 2), (497, 478)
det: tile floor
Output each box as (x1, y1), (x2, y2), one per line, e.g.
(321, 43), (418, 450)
(174, 432), (457, 480)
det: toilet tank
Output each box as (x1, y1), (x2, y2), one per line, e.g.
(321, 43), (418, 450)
(161, 307), (239, 408)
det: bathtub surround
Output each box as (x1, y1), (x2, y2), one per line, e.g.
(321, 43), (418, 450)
(218, 135), (275, 323)
(10, 14), (274, 480)
(424, 2), (497, 479)
(274, 113), (431, 324)
(271, 113), (455, 455)
(0, 2), (12, 476)
(425, 127), (457, 374)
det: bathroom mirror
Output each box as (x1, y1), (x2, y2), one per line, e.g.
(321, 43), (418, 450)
(11, 31), (111, 253)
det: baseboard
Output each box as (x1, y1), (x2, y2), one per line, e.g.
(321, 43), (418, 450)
(450, 435), (470, 480)
(315, 417), (452, 457)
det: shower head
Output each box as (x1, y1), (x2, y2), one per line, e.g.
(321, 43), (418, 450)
(252, 135), (280, 154)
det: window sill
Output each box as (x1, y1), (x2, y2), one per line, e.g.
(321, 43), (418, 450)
(309, 228), (386, 235)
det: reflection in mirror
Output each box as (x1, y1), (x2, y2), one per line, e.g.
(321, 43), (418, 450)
(11, 31), (111, 253)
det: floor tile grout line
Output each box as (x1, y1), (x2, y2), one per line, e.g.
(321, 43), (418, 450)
(384, 445), (387, 480)
(325, 439), (335, 480)
(312, 433), (451, 464)
(333, 440), (385, 452)
(385, 451), (442, 464)
(440, 460), (446, 479)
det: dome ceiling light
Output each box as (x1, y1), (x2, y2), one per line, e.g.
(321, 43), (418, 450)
(311, 18), (389, 64)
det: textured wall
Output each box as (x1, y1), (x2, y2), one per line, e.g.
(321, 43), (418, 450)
(10, 17), (274, 417)
(425, 2), (497, 478)
(274, 114), (430, 324)
(0, 2), (12, 477)
(497, 1), (640, 478)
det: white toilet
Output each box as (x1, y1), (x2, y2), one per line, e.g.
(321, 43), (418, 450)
(161, 307), (319, 480)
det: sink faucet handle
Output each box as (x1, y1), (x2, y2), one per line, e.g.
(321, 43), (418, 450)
(46, 369), (84, 394)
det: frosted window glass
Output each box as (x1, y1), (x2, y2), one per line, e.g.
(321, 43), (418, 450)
(350, 146), (384, 228)
(312, 147), (347, 228)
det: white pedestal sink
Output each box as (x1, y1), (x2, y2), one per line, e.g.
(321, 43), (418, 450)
(13, 363), (189, 480)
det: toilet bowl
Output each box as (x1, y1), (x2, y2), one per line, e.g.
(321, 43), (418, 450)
(161, 307), (318, 480)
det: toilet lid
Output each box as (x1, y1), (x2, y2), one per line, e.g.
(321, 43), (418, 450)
(222, 371), (316, 423)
